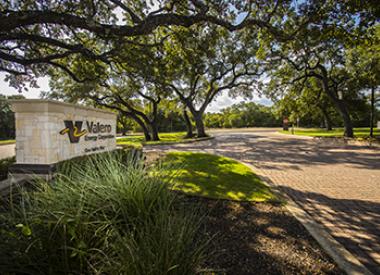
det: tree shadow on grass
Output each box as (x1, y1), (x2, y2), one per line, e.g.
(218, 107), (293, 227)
(162, 152), (275, 202)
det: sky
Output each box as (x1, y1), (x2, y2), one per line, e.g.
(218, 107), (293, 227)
(0, 72), (50, 99)
(207, 93), (272, 113)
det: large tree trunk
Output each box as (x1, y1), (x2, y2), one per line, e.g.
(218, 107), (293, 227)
(318, 70), (353, 137)
(324, 116), (332, 131)
(320, 107), (332, 131)
(149, 100), (160, 141)
(193, 112), (207, 137)
(142, 128), (152, 142)
(136, 122), (152, 142)
(118, 95), (161, 141)
(138, 114), (160, 141)
(183, 108), (194, 138)
(127, 112), (152, 141)
(181, 99), (207, 137)
(149, 122), (160, 141)
(332, 98), (353, 137)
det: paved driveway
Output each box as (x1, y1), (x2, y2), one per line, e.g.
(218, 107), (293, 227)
(0, 144), (15, 160)
(145, 128), (380, 274)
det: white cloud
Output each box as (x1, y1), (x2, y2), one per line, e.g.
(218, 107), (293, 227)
(0, 72), (49, 98)
(207, 90), (272, 113)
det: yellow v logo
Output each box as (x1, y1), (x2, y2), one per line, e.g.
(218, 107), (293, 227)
(60, 121), (87, 143)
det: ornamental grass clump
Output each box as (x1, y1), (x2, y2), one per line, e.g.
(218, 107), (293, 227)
(0, 150), (207, 274)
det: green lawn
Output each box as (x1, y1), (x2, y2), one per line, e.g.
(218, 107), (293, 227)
(0, 139), (15, 145)
(117, 132), (209, 147)
(160, 152), (276, 202)
(279, 127), (380, 138)
(0, 132), (205, 148)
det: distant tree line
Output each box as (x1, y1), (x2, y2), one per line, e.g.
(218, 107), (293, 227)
(205, 102), (281, 128)
(116, 101), (282, 132)
(204, 99), (379, 130)
(0, 94), (24, 140)
(273, 87), (379, 130)
(119, 96), (377, 132)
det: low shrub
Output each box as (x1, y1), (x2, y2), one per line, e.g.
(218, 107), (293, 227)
(55, 147), (143, 176)
(0, 150), (207, 274)
(0, 156), (15, 181)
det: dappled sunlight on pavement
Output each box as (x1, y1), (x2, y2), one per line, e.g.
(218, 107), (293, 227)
(145, 129), (380, 274)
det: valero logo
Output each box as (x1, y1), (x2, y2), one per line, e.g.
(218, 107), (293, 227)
(59, 120), (87, 143)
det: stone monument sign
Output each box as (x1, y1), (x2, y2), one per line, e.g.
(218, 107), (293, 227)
(9, 99), (116, 178)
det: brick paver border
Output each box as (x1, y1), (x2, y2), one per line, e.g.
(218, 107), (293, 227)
(242, 161), (373, 275)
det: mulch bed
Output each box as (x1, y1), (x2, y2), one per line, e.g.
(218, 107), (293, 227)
(183, 196), (342, 275)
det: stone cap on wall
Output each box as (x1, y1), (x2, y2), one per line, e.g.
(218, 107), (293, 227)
(10, 99), (116, 118)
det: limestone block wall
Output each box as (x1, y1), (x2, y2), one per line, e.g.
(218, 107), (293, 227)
(11, 100), (117, 165)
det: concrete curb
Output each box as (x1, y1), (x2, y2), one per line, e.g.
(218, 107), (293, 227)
(312, 137), (380, 149)
(277, 131), (379, 149)
(241, 161), (373, 275)
(274, 131), (314, 140)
